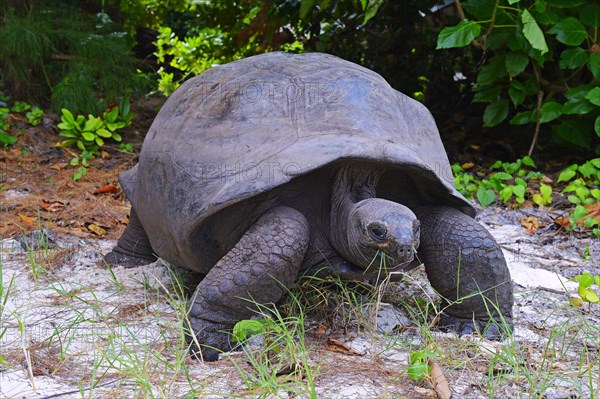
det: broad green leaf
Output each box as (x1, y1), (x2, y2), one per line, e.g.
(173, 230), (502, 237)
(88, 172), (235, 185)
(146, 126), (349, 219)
(552, 120), (592, 149)
(565, 85), (593, 102)
(61, 108), (75, 125)
(508, 80), (526, 106)
(549, 17), (588, 46)
(483, 100), (509, 127)
(104, 106), (119, 123)
(0, 131), (17, 145)
(96, 128), (112, 138)
(95, 137), (104, 147)
(581, 289), (599, 303)
(70, 157), (79, 166)
(474, 85), (501, 103)
(232, 319), (266, 342)
(477, 55), (507, 85)
(559, 48), (588, 69)
(437, 20), (481, 49)
(540, 183), (552, 197)
(57, 123), (73, 130)
(58, 130), (77, 138)
(575, 272), (594, 288)
(586, 87), (600, 106)
(492, 172), (512, 180)
(562, 98), (594, 115)
(580, 3), (600, 28)
(522, 156), (536, 168)
(111, 132), (122, 142)
(500, 186), (513, 202)
(119, 97), (131, 117)
(521, 10), (548, 54)
(407, 361), (429, 381)
(505, 52), (529, 77)
(84, 117), (103, 132)
(513, 184), (526, 200)
(508, 0), (520, 4)
(595, 116), (600, 136)
(579, 161), (597, 178)
(573, 204), (589, 219)
(539, 101), (563, 123)
(477, 187), (496, 206)
(77, 140), (85, 151)
(510, 111), (534, 125)
(590, 54), (600, 80)
(81, 132), (95, 142)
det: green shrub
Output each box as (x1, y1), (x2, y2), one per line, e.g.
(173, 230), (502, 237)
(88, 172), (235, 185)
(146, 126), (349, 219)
(437, 0), (600, 154)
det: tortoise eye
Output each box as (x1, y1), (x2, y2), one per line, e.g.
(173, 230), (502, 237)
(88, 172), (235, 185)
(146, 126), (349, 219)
(368, 224), (386, 241)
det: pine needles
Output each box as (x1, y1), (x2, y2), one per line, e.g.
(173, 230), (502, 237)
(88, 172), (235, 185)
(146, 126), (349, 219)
(0, 1), (137, 114)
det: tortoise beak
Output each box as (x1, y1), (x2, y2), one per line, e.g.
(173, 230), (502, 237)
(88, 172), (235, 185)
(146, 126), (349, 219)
(384, 222), (420, 265)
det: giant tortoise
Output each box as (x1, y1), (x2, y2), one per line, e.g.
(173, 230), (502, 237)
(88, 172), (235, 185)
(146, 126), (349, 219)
(105, 52), (513, 361)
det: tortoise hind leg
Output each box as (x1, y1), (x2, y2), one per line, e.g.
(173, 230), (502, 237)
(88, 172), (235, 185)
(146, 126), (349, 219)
(188, 206), (310, 361)
(414, 206), (513, 339)
(103, 208), (156, 266)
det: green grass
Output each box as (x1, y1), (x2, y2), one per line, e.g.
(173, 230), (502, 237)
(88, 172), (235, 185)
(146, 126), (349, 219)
(0, 237), (598, 398)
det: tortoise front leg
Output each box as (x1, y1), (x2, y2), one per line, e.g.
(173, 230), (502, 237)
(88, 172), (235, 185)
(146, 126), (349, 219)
(414, 206), (513, 339)
(103, 208), (156, 267)
(188, 206), (310, 361)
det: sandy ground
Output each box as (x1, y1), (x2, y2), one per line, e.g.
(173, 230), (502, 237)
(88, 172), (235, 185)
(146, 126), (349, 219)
(0, 206), (598, 399)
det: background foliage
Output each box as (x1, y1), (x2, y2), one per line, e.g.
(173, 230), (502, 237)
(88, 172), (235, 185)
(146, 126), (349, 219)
(0, 0), (598, 156)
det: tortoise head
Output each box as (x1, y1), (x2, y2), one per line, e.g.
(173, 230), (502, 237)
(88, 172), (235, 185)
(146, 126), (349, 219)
(342, 198), (420, 271)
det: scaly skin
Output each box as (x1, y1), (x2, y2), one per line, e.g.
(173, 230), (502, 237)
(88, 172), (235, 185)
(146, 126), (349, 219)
(187, 206), (310, 361)
(414, 206), (513, 338)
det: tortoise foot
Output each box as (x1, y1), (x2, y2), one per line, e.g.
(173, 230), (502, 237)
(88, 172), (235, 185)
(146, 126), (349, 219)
(102, 249), (155, 268)
(187, 319), (233, 362)
(437, 314), (511, 340)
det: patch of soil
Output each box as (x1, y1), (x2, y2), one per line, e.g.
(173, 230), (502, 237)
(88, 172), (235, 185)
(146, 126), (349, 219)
(1, 96), (165, 241)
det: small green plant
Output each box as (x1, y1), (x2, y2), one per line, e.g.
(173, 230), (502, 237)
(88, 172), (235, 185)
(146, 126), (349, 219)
(532, 183), (553, 206)
(453, 156), (542, 207)
(407, 348), (438, 381)
(556, 159), (600, 236)
(558, 159), (600, 206)
(58, 97), (132, 180)
(58, 98), (131, 152)
(25, 107), (43, 126)
(569, 272), (600, 310)
(230, 295), (319, 398)
(0, 106), (17, 147)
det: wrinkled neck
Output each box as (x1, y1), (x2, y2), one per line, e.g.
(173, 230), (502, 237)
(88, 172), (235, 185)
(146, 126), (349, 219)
(330, 165), (381, 263)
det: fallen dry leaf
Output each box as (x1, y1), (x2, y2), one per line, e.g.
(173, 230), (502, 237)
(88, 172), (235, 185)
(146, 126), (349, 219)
(92, 184), (119, 195)
(18, 213), (36, 227)
(40, 199), (66, 212)
(100, 151), (110, 159)
(461, 162), (475, 170)
(87, 223), (106, 236)
(519, 216), (539, 233)
(429, 360), (451, 399)
(555, 202), (600, 228)
(326, 338), (363, 356)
